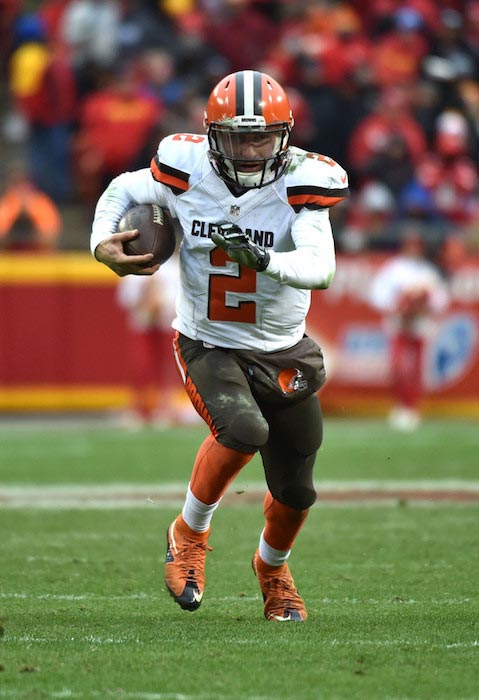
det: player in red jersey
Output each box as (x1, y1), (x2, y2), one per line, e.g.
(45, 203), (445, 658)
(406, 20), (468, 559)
(91, 70), (349, 621)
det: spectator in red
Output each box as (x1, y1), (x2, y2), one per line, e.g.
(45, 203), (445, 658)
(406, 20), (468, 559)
(8, 13), (77, 201)
(202, 0), (277, 73)
(347, 85), (428, 183)
(413, 109), (479, 226)
(371, 7), (430, 87)
(37, 0), (70, 46)
(329, 4), (373, 83)
(266, 2), (371, 89)
(73, 63), (162, 214)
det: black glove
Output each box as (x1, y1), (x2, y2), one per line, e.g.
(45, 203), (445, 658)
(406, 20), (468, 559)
(211, 222), (270, 272)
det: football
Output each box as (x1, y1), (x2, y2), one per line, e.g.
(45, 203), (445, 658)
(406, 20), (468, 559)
(118, 204), (176, 266)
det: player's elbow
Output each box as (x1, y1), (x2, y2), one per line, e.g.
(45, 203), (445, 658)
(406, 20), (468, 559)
(312, 266), (335, 290)
(314, 273), (334, 290)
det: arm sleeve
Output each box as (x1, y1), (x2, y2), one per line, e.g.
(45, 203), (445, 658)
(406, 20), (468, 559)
(264, 208), (336, 289)
(90, 169), (170, 255)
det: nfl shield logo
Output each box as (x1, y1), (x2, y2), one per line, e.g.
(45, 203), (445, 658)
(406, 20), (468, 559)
(230, 205), (240, 218)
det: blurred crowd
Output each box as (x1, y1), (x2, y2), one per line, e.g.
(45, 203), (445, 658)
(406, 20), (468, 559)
(1, 0), (479, 263)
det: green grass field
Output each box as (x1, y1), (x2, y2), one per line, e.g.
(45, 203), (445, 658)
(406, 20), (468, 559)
(1, 417), (478, 700)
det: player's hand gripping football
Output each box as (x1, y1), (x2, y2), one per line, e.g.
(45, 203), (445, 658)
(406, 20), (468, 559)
(94, 230), (161, 277)
(211, 222), (270, 272)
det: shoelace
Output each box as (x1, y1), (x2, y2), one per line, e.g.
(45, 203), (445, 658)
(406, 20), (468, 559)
(175, 540), (213, 580)
(261, 571), (303, 610)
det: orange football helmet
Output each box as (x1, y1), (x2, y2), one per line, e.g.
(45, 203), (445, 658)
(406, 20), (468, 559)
(204, 70), (295, 189)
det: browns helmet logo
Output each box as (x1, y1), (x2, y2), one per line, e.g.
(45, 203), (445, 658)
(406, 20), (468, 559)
(278, 368), (308, 394)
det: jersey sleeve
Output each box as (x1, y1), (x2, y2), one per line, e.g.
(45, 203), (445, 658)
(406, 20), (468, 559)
(150, 133), (207, 195)
(262, 151), (347, 289)
(90, 168), (170, 255)
(265, 208), (336, 290)
(90, 133), (207, 255)
(286, 150), (350, 213)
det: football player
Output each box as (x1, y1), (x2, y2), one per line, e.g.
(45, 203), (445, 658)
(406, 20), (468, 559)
(369, 230), (449, 431)
(91, 70), (349, 621)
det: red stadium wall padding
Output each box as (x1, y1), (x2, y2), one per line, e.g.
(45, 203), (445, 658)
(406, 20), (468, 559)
(0, 254), (132, 409)
(0, 253), (478, 415)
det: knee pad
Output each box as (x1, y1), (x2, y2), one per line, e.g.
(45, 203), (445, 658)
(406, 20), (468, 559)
(294, 432), (323, 458)
(281, 483), (317, 510)
(218, 410), (269, 454)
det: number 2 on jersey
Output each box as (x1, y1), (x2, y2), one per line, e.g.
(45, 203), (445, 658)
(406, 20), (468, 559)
(208, 248), (256, 323)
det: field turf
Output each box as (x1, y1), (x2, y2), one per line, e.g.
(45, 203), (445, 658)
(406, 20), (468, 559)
(0, 417), (478, 700)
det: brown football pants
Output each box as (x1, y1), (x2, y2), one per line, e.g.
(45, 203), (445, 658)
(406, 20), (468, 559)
(174, 333), (323, 510)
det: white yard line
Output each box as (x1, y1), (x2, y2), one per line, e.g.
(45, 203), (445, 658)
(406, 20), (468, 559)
(0, 691), (279, 700)
(2, 634), (478, 650)
(1, 481), (479, 508)
(0, 592), (473, 605)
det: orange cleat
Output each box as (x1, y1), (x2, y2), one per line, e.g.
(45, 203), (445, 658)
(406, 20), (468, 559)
(252, 550), (307, 621)
(164, 516), (211, 611)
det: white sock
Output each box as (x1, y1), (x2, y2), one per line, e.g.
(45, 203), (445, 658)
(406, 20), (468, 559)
(258, 530), (291, 567)
(181, 484), (220, 533)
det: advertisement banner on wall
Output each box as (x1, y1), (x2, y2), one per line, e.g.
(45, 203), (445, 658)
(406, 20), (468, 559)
(306, 254), (479, 416)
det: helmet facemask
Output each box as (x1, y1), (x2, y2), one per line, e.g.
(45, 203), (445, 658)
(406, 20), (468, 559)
(207, 119), (291, 189)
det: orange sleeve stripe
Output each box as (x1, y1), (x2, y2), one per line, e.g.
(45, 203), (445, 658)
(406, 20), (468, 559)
(150, 157), (162, 181)
(156, 170), (189, 192)
(150, 157), (189, 192)
(287, 194), (348, 208)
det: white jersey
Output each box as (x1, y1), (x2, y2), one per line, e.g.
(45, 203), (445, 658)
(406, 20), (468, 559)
(91, 135), (348, 351)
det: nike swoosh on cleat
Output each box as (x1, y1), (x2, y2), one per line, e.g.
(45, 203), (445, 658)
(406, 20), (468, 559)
(192, 589), (203, 603)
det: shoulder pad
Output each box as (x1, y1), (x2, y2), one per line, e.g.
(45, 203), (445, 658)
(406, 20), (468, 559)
(150, 133), (208, 195)
(286, 147), (350, 212)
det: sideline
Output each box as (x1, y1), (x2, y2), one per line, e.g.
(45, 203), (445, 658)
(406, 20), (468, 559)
(1, 481), (479, 508)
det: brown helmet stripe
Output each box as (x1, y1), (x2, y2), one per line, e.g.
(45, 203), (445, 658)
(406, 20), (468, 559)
(235, 70), (263, 116)
(235, 71), (244, 115)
